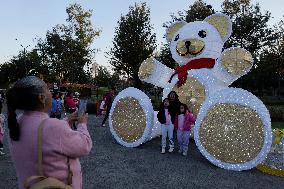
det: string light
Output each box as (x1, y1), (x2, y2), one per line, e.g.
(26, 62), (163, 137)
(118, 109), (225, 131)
(194, 88), (272, 171)
(109, 87), (159, 148)
(109, 13), (272, 172)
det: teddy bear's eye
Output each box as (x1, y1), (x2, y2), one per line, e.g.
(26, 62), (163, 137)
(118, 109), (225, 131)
(174, 34), (179, 41)
(198, 30), (207, 38)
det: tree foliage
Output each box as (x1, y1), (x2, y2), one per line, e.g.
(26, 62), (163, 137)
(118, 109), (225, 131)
(0, 3), (100, 87)
(222, 0), (275, 56)
(107, 2), (156, 89)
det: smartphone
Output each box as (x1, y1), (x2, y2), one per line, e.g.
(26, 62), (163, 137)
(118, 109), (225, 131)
(78, 101), (87, 116)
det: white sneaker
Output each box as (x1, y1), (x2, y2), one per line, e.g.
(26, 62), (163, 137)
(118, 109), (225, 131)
(182, 151), (187, 156)
(161, 148), (166, 154)
(102, 124), (106, 127)
(168, 147), (174, 153)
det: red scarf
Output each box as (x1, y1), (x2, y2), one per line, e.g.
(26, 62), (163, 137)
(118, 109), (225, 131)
(169, 58), (215, 87)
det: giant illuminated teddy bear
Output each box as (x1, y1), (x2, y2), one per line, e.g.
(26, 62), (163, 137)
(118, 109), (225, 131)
(109, 13), (272, 171)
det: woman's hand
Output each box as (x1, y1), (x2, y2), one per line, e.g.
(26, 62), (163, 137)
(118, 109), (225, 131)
(67, 111), (78, 126)
(78, 113), (88, 125)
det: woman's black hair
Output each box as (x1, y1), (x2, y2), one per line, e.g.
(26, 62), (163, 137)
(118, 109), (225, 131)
(160, 98), (169, 109)
(167, 91), (179, 102)
(178, 103), (189, 114)
(6, 76), (46, 141)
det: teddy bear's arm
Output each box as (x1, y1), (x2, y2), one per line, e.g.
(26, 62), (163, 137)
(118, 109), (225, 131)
(138, 57), (175, 88)
(213, 47), (253, 85)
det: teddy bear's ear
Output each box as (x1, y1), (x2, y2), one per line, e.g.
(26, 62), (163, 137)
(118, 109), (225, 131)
(166, 21), (186, 42)
(204, 13), (232, 42)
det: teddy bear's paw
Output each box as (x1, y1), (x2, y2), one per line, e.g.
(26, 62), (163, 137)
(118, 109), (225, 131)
(221, 47), (253, 76)
(198, 103), (265, 164)
(138, 57), (155, 80)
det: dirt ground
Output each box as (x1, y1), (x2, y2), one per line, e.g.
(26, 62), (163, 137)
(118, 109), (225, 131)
(0, 115), (284, 189)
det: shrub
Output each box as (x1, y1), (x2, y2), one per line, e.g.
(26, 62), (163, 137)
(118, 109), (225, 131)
(267, 105), (284, 122)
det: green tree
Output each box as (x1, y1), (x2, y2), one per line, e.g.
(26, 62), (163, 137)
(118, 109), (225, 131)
(36, 3), (100, 84)
(95, 65), (112, 87)
(250, 19), (284, 96)
(222, 0), (277, 90)
(222, 0), (275, 56)
(0, 49), (49, 87)
(155, 43), (177, 69)
(0, 3), (100, 86)
(107, 2), (156, 89)
(66, 3), (100, 48)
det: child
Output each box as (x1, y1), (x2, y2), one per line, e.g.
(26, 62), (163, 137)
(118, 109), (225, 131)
(74, 92), (80, 108)
(0, 112), (5, 155)
(99, 97), (106, 116)
(157, 98), (174, 154)
(50, 92), (62, 119)
(174, 104), (196, 156)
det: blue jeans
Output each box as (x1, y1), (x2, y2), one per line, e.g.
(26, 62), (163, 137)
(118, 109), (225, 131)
(161, 124), (174, 148)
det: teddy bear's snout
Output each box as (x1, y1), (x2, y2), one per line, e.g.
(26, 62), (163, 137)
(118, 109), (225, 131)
(176, 38), (205, 57)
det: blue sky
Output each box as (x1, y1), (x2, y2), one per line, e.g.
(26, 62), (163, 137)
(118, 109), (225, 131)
(0, 0), (283, 69)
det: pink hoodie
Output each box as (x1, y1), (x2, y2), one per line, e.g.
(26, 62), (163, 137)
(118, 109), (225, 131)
(174, 111), (196, 131)
(10, 111), (92, 189)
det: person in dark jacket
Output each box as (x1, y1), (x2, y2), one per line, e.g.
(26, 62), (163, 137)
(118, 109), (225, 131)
(157, 98), (174, 154)
(167, 91), (182, 124)
(167, 91), (181, 141)
(101, 87), (116, 127)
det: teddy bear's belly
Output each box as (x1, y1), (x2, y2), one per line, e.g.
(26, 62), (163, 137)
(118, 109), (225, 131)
(173, 76), (206, 117)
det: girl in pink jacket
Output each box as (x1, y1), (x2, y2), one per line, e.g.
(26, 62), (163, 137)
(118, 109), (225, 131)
(174, 104), (196, 156)
(6, 76), (92, 189)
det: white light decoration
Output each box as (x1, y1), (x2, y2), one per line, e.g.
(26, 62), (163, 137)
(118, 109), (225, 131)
(194, 88), (272, 171)
(109, 87), (161, 147)
(109, 13), (272, 171)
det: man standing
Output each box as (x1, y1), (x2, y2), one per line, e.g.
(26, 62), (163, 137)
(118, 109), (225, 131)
(101, 87), (116, 127)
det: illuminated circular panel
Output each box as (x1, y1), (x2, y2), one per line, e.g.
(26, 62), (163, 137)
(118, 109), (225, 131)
(112, 97), (146, 143)
(109, 87), (154, 147)
(173, 76), (206, 117)
(194, 88), (272, 171)
(199, 103), (264, 164)
(221, 48), (253, 76)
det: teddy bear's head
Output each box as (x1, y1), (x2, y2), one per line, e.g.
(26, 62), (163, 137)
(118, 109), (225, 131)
(166, 13), (232, 66)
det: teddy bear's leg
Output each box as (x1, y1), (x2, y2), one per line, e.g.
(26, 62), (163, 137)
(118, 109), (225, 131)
(139, 57), (175, 88)
(109, 87), (160, 147)
(194, 88), (272, 171)
(213, 47), (253, 85)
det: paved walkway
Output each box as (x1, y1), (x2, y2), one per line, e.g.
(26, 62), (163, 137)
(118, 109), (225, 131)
(0, 115), (284, 189)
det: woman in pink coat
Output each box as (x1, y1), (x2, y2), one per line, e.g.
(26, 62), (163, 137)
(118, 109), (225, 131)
(6, 76), (92, 189)
(174, 104), (196, 156)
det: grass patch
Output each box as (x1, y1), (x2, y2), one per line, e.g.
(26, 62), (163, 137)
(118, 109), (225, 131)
(272, 122), (284, 129)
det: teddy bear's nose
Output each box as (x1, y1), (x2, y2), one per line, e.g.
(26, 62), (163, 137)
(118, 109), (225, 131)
(185, 41), (191, 48)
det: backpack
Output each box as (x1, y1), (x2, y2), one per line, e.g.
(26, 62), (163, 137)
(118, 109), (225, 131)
(24, 120), (73, 189)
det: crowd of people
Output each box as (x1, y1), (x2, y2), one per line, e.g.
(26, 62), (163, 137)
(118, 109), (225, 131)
(157, 91), (196, 156)
(0, 76), (117, 189)
(0, 75), (196, 188)
(0, 76), (91, 189)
